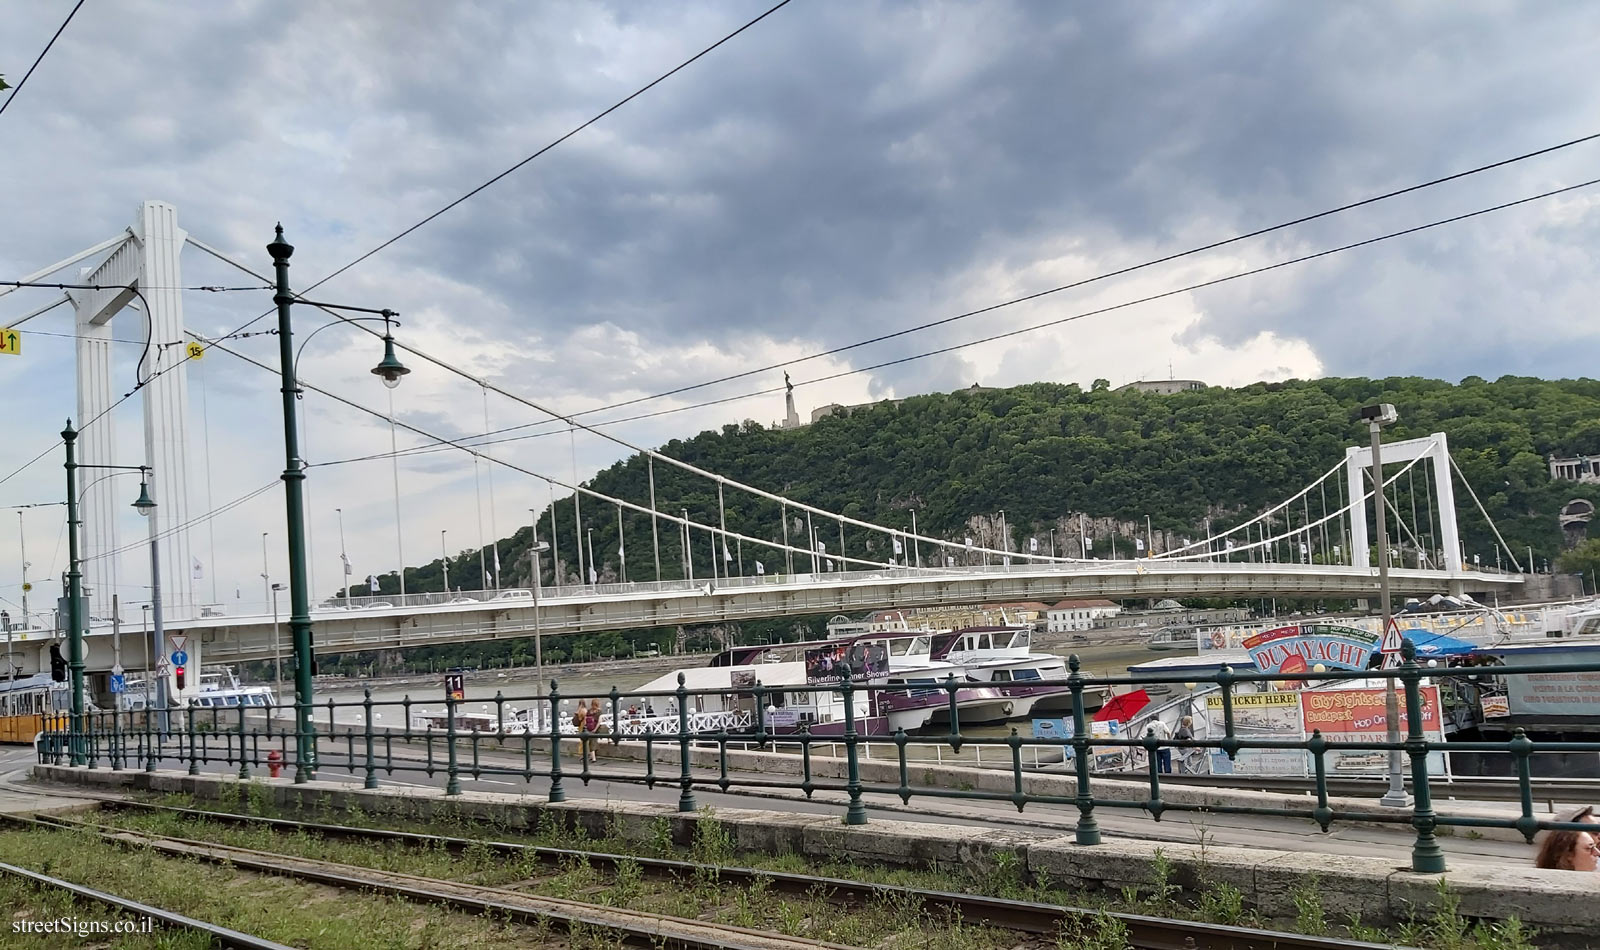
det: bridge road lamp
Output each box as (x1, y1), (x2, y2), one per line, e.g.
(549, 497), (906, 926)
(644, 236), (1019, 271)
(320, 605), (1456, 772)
(528, 540), (551, 703)
(1359, 402), (1409, 808)
(270, 583), (285, 715)
(268, 225), (410, 782)
(61, 422), (157, 765)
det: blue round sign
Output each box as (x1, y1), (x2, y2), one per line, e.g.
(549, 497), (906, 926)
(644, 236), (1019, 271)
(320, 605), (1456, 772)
(171, 650), (188, 666)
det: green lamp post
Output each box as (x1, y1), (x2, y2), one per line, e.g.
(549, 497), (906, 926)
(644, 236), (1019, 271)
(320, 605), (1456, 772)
(267, 225), (409, 782)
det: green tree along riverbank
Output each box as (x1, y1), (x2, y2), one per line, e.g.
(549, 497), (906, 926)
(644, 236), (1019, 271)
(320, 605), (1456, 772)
(311, 375), (1600, 678)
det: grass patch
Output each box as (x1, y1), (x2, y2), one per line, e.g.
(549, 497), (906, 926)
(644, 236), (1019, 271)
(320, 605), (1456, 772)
(108, 791), (1540, 950)
(0, 826), (560, 949)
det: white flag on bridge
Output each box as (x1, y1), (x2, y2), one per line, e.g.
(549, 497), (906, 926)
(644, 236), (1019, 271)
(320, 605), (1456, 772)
(723, 542), (733, 563)
(1028, 537), (1038, 554)
(192, 557), (204, 581)
(945, 555), (955, 567)
(964, 536), (974, 549)
(341, 553), (353, 575)
(368, 574), (379, 593)
(1135, 538), (1146, 552)
(892, 536), (903, 555)
(755, 561), (765, 575)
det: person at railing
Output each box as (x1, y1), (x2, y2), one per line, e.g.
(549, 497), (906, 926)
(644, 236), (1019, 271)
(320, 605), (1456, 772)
(1534, 819), (1599, 872)
(1147, 716), (1172, 773)
(582, 699), (603, 763)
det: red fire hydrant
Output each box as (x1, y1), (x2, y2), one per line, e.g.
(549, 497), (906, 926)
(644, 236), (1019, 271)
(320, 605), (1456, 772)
(266, 749), (282, 778)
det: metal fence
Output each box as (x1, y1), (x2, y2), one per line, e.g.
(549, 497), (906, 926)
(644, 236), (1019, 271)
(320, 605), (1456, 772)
(37, 639), (1600, 873)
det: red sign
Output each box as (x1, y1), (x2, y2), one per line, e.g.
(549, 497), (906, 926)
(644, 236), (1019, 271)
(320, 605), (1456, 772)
(1301, 686), (1441, 736)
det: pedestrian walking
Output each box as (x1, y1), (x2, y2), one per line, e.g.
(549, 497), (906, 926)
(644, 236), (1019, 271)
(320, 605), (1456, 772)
(1147, 717), (1172, 773)
(581, 699), (602, 763)
(1173, 715), (1194, 773)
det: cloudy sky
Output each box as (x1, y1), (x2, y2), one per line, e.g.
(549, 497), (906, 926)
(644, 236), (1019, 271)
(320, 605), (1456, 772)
(1, 1), (1597, 620)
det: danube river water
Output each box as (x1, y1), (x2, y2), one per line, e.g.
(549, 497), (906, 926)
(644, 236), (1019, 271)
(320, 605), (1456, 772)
(301, 632), (1162, 741)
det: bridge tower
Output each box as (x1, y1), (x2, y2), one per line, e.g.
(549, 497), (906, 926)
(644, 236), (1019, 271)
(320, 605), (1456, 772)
(1344, 431), (1464, 595)
(65, 201), (196, 624)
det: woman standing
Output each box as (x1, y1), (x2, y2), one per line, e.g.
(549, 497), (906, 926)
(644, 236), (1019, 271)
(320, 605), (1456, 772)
(582, 699), (602, 763)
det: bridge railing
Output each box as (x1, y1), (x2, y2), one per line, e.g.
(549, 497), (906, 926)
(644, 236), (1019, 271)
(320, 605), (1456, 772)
(40, 637), (1591, 874)
(144, 558), (1520, 625)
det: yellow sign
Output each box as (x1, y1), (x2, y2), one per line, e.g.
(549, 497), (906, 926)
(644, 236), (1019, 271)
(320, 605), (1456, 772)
(20, 583), (30, 592)
(1206, 692), (1301, 708)
(185, 341), (204, 361)
(0, 328), (19, 356)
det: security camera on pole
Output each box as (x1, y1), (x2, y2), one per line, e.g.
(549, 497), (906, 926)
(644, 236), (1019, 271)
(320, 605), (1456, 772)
(1360, 402), (1410, 809)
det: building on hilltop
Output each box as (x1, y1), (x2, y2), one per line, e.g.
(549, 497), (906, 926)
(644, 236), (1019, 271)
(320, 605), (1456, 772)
(1549, 455), (1600, 484)
(1116, 378), (1206, 395)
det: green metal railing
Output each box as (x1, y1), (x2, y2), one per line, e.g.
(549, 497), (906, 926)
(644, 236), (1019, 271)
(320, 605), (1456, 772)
(38, 638), (1600, 873)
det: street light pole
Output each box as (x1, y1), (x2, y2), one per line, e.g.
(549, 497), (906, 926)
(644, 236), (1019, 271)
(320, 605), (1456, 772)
(270, 583), (284, 713)
(269, 227), (318, 782)
(440, 530), (449, 593)
(268, 224), (410, 782)
(62, 422), (86, 765)
(260, 532), (270, 611)
(1362, 403), (1409, 809)
(530, 540), (550, 703)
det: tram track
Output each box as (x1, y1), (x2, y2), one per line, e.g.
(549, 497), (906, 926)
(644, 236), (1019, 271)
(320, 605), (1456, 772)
(0, 859), (297, 950)
(3, 810), (854, 950)
(13, 794), (1410, 950)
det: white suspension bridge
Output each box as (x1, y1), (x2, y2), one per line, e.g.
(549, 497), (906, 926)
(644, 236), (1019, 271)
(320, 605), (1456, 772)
(2, 202), (1525, 683)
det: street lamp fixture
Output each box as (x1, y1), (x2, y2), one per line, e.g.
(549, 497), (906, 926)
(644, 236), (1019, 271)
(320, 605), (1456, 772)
(132, 477), (156, 517)
(268, 223), (407, 783)
(371, 311), (410, 389)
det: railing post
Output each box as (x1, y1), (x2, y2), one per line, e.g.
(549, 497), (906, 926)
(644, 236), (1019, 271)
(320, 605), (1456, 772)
(293, 698), (311, 784)
(1308, 730), (1333, 831)
(841, 664), (867, 825)
(1143, 726), (1164, 820)
(187, 709), (199, 776)
(363, 688), (378, 790)
(1510, 728), (1538, 843)
(112, 708), (125, 771)
(1401, 640), (1445, 873)
(548, 681), (565, 803)
(1217, 663), (1240, 760)
(144, 707), (156, 772)
(237, 701), (250, 780)
(676, 673), (696, 812)
(944, 674), (962, 750)
(1068, 654), (1100, 845)
(444, 693), (461, 796)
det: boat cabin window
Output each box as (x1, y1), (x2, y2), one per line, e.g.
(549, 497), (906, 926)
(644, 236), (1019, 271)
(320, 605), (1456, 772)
(1012, 668), (1042, 681)
(991, 670), (1012, 682)
(1007, 630), (1030, 648)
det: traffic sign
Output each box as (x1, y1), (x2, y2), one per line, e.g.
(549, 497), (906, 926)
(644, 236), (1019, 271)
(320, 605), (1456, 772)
(0, 328), (19, 356)
(185, 341), (204, 360)
(169, 635), (187, 652)
(109, 674), (125, 694)
(21, 583), (31, 593)
(170, 650), (188, 666)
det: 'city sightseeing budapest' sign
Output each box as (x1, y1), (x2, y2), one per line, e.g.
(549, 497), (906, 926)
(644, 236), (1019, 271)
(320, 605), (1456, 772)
(1241, 624), (1381, 676)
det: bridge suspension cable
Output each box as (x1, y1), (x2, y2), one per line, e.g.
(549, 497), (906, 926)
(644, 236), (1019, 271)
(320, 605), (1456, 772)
(277, 174), (1600, 463)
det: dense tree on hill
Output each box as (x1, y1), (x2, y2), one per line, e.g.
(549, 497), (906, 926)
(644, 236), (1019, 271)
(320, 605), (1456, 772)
(314, 375), (1600, 677)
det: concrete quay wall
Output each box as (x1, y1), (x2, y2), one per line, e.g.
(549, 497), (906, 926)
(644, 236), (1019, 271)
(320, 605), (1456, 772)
(33, 765), (1590, 943)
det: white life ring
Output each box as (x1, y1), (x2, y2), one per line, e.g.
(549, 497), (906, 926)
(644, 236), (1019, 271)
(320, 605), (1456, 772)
(1209, 631), (1226, 649)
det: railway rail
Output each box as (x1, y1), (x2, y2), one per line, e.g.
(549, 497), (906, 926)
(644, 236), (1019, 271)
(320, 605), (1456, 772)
(14, 794), (1410, 950)
(0, 859), (296, 950)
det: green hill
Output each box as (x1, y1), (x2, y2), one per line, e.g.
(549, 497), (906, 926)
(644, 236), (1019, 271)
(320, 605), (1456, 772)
(327, 374), (1600, 674)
